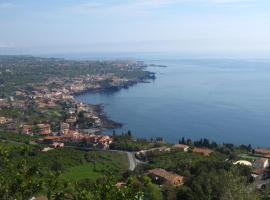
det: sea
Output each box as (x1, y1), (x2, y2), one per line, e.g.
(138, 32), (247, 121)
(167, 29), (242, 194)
(72, 54), (270, 147)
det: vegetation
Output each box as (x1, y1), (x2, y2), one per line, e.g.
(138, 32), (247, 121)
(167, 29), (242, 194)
(0, 56), (269, 199)
(0, 56), (152, 97)
(60, 151), (128, 182)
(110, 131), (165, 151)
(0, 131), (34, 143)
(0, 142), (141, 199)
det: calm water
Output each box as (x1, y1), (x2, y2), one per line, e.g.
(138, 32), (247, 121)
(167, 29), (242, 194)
(76, 59), (270, 146)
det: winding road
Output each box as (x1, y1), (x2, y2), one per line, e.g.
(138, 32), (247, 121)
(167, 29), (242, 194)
(108, 150), (141, 171)
(126, 151), (140, 171)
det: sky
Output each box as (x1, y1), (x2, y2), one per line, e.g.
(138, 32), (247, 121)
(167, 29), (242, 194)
(0, 0), (270, 57)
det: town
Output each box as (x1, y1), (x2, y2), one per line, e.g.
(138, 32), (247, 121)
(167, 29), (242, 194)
(0, 56), (155, 150)
(0, 56), (270, 199)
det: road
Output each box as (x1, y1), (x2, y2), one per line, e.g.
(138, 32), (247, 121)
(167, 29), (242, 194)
(126, 151), (139, 171)
(107, 150), (141, 171)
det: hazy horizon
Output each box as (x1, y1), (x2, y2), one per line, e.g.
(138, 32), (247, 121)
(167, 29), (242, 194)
(1, 0), (270, 57)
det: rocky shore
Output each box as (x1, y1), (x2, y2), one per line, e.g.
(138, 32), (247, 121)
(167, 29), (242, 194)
(73, 69), (156, 131)
(91, 104), (122, 129)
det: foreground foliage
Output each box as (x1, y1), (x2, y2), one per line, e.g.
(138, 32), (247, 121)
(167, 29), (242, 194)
(0, 147), (142, 200)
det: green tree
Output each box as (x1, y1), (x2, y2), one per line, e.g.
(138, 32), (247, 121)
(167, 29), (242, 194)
(144, 182), (163, 200)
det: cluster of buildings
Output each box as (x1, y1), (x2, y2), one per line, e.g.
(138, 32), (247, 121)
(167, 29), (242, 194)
(0, 59), (148, 138)
(23, 124), (51, 135)
(135, 144), (213, 159)
(10, 81), (106, 133)
(40, 132), (113, 149)
(0, 67), (128, 152)
(44, 73), (130, 94)
(251, 148), (270, 179)
(234, 157), (269, 181)
(232, 147), (270, 182)
(20, 119), (113, 149)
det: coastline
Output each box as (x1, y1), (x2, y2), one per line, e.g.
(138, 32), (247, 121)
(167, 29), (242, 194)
(72, 69), (156, 133)
(91, 104), (122, 129)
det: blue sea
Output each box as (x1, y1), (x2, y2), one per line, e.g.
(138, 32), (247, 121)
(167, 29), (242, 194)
(75, 58), (270, 147)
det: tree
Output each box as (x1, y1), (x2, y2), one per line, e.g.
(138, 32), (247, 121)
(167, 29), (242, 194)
(127, 130), (132, 137)
(162, 185), (178, 200)
(180, 168), (259, 200)
(0, 148), (44, 200)
(144, 182), (163, 200)
(180, 137), (186, 145)
(51, 161), (64, 172)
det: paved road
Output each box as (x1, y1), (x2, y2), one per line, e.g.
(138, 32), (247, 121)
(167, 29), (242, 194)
(127, 152), (137, 171)
(107, 150), (141, 171)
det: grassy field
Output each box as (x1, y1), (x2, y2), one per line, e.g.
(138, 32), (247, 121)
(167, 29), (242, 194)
(56, 151), (128, 181)
(59, 151), (128, 182)
(238, 153), (260, 161)
(0, 142), (129, 183)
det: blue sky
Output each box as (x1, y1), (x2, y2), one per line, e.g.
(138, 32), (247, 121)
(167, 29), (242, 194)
(0, 0), (270, 57)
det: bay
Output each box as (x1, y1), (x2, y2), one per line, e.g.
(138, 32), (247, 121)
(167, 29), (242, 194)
(75, 59), (270, 146)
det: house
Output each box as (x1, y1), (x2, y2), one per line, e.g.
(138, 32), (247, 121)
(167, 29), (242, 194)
(251, 158), (269, 179)
(42, 135), (72, 144)
(50, 142), (64, 148)
(96, 135), (113, 148)
(70, 84), (85, 92)
(255, 148), (270, 157)
(0, 116), (8, 125)
(41, 147), (53, 152)
(253, 158), (269, 169)
(66, 116), (77, 124)
(61, 94), (74, 100)
(60, 122), (70, 134)
(77, 102), (89, 112)
(15, 90), (26, 97)
(115, 182), (126, 188)
(148, 168), (184, 186)
(68, 108), (76, 115)
(135, 146), (171, 158)
(23, 125), (33, 135)
(83, 112), (94, 118)
(0, 99), (10, 108)
(251, 168), (265, 179)
(36, 124), (51, 135)
(68, 130), (80, 140)
(172, 144), (189, 152)
(23, 124), (51, 135)
(47, 101), (57, 108)
(192, 147), (213, 156)
(11, 100), (26, 109)
(31, 196), (48, 200)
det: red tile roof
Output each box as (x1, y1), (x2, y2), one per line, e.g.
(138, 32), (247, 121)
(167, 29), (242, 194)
(193, 147), (213, 156)
(148, 168), (184, 186)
